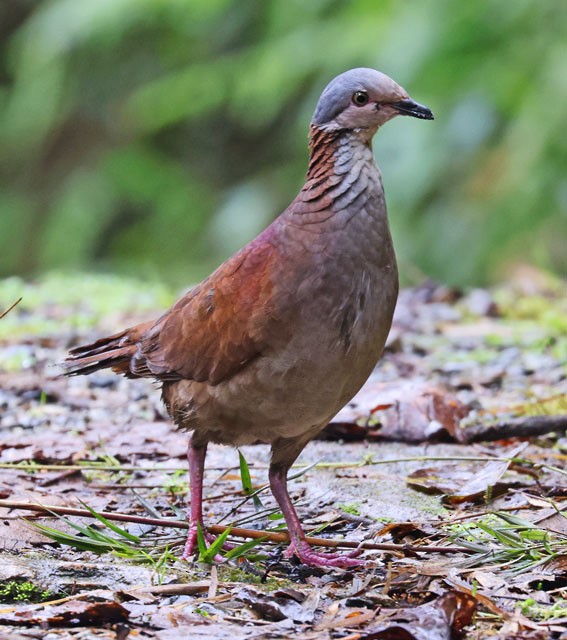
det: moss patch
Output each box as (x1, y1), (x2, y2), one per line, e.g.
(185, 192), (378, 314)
(0, 580), (53, 603)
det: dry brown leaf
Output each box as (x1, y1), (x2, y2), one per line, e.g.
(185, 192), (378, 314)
(354, 591), (476, 640)
(326, 380), (469, 443)
(407, 444), (529, 504)
(0, 599), (129, 627)
(236, 587), (317, 624)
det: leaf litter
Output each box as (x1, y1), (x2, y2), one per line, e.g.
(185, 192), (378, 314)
(0, 272), (565, 638)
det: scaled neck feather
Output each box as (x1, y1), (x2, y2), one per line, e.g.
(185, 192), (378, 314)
(306, 125), (374, 181)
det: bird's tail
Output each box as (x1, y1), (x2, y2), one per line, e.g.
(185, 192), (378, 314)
(63, 321), (153, 377)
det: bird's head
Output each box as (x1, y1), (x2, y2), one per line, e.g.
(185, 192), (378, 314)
(311, 68), (433, 137)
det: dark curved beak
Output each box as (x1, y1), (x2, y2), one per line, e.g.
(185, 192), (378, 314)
(391, 99), (434, 120)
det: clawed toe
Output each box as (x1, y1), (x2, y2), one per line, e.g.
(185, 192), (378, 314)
(285, 541), (365, 568)
(181, 524), (200, 560)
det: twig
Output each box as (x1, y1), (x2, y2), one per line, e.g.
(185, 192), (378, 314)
(0, 500), (187, 528)
(0, 454), (567, 478)
(0, 454), (547, 472)
(0, 499), (472, 555)
(2, 454), (565, 479)
(0, 582), (254, 613)
(0, 297), (22, 319)
(1, 453), (565, 480)
(462, 415), (567, 443)
(0, 463), (187, 472)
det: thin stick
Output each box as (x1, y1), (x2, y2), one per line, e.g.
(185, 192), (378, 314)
(0, 297), (22, 319)
(0, 454), (548, 473)
(1, 454), (564, 478)
(0, 463), (187, 472)
(462, 414), (567, 443)
(0, 581), (265, 613)
(0, 500), (188, 528)
(0, 499), (471, 555)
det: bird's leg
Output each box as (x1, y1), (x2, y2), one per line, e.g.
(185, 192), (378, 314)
(268, 460), (363, 568)
(182, 437), (233, 561)
(182, 437), (208, 560)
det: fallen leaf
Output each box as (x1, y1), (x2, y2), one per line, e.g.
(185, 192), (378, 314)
(407, 444), (529, 504)
(0, 599), (129, 626)
(356, 591), (476, 640)
(377, 522), (428, 539)
(236, 587), (316, 623)
(327, 380), (469, 443)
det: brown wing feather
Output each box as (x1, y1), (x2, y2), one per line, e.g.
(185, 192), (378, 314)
(64, 321), (154, 377)
(64, 184), (337, 385)
(131, 238), (278, 386)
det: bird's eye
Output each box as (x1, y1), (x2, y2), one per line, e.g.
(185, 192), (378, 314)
(352, 91), (369, 106)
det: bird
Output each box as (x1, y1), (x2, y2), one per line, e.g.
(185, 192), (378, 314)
(64, 68), (434, 568)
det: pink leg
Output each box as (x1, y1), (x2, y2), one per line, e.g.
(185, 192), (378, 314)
(182, 438), (208, 560)
(269, 464), (363, 568)
(181, 438), (233, 561)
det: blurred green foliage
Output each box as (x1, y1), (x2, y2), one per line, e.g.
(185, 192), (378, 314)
(0, 0), (565, 286)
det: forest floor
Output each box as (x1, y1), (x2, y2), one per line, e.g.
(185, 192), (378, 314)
(0, 270), (566, 640)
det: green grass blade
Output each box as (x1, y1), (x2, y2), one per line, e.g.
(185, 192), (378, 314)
(28, 521), (114, 553)
(495, 512), (537, 529)
(198, 525), (232, 563)
(238, 450), (253, 493)
(288, 460), (319, 480)
(476, 522), (523, 548)
(267, 512), (284, 521)
(196, 522), (208, 559)
(238, 450), (264, 512)
(78, 500), (141, 543)
(225, 536), (268, 560)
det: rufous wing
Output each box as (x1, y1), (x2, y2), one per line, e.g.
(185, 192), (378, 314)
(132, 240), (279, 386)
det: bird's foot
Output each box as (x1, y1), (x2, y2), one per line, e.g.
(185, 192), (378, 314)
(284, 540), (364, 568)
(181, 522), (201, 560)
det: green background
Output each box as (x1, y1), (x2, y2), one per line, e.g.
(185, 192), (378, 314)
(1, 0), (565, 287)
